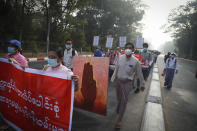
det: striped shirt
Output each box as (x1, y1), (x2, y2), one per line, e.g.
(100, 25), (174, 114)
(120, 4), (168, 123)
(6, 53), (28, 67)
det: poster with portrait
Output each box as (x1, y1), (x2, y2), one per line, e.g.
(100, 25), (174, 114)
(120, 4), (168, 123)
(73, 56), (109, 116)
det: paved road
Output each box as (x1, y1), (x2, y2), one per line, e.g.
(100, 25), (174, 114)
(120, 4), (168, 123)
(1, 61), (152, 131)
(157, 55), (197, 131)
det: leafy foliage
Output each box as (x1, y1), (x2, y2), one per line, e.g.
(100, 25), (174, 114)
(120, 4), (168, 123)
(166, 0), (197, 59)
(0, 0), (145, 53)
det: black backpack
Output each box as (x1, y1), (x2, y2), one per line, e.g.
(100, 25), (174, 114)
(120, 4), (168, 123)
(72, 49), (76, 57)
(164, 55), (169, 63)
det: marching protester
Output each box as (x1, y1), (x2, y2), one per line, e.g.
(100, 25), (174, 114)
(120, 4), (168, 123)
(163, 53), (178, 89)
(133, 49), (141, 93)
(140, 43), (152, 81)
(106, 49), (119, 78)
(116, 46), (122, 56)
(164, 52), (171, 63)
(1, 39), (28, 130)
(5, 40), (28, 68)
(121, 48), (125, 55)
(104, 49), (110, 57)
(196, 70), (197, 79)
(110, 42), (145, 129)
(43, 46), (79, 91)
(63, 39), (78, 71)
(196, 69), (197, 79)
(153, 51), (159, 63)
(94, 46), (103, 57)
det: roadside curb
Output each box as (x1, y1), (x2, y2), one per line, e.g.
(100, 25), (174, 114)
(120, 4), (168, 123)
(177, 57), (197, 63)
(140, 64), (165, 131)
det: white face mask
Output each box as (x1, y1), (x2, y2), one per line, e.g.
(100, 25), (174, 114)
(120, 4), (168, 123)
(125, 49), (132, 55)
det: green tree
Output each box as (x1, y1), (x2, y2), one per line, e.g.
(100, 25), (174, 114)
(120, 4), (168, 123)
(166, 0), (197, 59)
(77, 0), (145, 50)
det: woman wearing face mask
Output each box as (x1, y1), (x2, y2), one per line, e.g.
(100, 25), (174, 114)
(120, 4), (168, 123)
(163, 53), (178, 89)
(110, 42), (145, 129)
(5, 40), (28, 68)
(43, 46), (79, 91)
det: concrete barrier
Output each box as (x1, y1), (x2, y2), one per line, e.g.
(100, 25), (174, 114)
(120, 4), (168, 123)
(141, 63), (165, 131)
(141, 102), (165, 131)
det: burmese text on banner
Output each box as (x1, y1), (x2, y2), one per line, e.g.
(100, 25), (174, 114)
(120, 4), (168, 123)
(0, 58), (74, 131)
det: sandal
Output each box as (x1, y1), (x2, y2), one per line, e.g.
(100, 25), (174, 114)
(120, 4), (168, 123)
(115, 121), (121, 129)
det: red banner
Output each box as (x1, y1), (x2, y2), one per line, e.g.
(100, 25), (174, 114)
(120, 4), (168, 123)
(0, 58), (74, 131)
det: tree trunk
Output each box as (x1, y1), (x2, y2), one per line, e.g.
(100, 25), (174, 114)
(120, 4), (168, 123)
(190, 31), (194, 59)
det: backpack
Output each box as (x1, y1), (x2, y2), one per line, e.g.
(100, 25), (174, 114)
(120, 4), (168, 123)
(164, 55), (169, 63)
(72, 49), (76, 57)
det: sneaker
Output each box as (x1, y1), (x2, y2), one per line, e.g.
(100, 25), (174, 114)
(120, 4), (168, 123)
(167, 86), (171, 89)
(134, 88), (140, 93)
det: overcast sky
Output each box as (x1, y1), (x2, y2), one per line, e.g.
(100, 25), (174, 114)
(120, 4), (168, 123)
(140, 0), (192, 50)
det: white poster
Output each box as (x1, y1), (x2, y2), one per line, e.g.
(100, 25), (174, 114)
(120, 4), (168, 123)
(136, 36), (144, 49)
(93, 36), (99, 47)
(119, 36), (126, 47)
(106, 37), (113, 48)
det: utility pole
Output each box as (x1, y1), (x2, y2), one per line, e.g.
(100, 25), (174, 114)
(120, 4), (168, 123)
(46, 0), (50, 56)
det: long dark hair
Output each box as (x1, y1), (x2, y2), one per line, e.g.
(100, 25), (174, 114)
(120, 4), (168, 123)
(49, 46), (63, 59)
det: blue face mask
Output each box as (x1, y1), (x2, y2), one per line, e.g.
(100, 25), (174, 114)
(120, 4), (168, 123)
(48, 59), (58, 67)
(143, 48), (147, 51)
(65, 45), (72, 49)
(8, 47), (15, 53)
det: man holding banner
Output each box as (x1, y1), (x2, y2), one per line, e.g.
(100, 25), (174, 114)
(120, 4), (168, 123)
(110, 42), (145, 129)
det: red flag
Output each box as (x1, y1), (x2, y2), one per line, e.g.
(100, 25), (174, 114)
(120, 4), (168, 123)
(133, 53), (142, 62)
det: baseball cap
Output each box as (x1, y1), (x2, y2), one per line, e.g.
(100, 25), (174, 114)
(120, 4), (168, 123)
(9, 40), (21, 49)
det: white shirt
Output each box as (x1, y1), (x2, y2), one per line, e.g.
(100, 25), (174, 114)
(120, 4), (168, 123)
(111, 55), (145, 87)
(63, 48), (78, 69)
(165, 58), (178, 70)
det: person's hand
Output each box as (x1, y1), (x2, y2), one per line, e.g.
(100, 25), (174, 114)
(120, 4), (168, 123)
(8, 58), (12, 63)
(175, 70), (178, 74)
(43, 64), (50, 71)
(140, 87), (145, 92)
(71, 75), (79, 91)
(8, 58), (16, 63)
(9, 58), (26, 69)
(163, 69), (166, 73)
